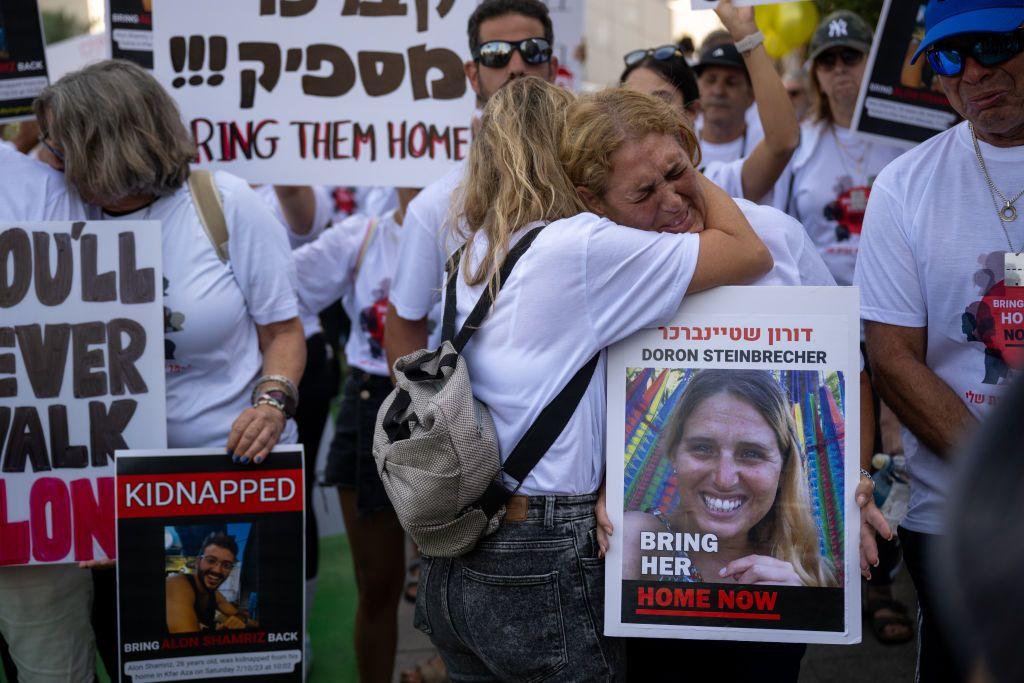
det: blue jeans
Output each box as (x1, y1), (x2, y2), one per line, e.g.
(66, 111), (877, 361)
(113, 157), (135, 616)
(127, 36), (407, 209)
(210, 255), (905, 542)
(414, 494), (625, 682)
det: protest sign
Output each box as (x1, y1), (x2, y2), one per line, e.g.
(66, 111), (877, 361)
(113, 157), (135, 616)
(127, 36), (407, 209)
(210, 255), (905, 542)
(152, 0), (476, 187)
(0, 220), (165, 566)
(604, 286), (860, 644)
(116, 447), (305, 682)
(0, 0), (48, 123)
(542, 0), (585, 92)
(109, 0), (153, 69)
(47, 32), (110, 82)
(852, 0), (959, 147)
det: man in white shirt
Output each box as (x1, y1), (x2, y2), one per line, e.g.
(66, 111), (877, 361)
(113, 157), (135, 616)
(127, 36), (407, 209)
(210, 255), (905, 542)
(855, 2), (1024, 681)
(384, 0), (560, 369)
(0, 145), (97, 681)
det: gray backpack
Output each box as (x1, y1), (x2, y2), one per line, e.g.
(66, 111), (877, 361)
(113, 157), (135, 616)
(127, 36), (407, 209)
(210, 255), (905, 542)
(372, 226), (598, 557)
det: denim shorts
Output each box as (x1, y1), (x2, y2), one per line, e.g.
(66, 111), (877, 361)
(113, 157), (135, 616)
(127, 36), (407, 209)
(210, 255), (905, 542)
(414, 494), (625, 682)
(323, 369), (393, 515)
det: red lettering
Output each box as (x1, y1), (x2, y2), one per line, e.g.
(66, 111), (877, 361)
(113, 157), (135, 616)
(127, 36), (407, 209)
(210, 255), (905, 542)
(408, 123), (428, 159)
(636, 586), (654, 606)
(71, 477), (115, 560)
(0, 480), (30, 566)
(29, 478), (72, 562)
(754, 590), (778, 611)
(388, 121), (406, 159)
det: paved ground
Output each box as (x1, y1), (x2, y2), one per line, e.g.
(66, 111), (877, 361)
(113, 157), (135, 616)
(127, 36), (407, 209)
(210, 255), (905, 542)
(393, 567), (918, 682)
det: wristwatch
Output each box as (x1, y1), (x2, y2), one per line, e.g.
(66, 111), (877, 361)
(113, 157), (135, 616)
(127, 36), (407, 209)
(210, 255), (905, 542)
(254, 390), (296, 419)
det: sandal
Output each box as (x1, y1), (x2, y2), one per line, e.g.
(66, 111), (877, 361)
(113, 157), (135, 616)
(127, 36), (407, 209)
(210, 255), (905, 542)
(863, 592), (914, 645)
(404, 558), (421, 604)
(400, 654), (448, 683)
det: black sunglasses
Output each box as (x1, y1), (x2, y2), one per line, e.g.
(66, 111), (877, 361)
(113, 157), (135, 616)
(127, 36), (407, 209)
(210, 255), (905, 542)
(815, 47), (864, 70)
(624, 45), (681, 68)
(473, 38), (552, 69)
(926, 29), (1024, 77)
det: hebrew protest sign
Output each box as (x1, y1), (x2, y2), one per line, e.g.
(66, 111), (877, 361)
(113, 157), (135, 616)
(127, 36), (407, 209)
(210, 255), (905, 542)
(116, 447), (305, 682)
(153, 0), (476, 187)
(0, 0), (48, 123)
(0, 220), (165, 566)
(109, 0), (153, 69)
(605, 286), (861, 644)
(852, 0), (960, 147)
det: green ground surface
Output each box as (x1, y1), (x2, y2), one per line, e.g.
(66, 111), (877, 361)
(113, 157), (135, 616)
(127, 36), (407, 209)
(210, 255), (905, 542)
(1, 534), (356, 683)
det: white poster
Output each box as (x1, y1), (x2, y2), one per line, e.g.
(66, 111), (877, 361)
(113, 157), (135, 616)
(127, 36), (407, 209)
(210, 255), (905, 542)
(542, 0), (585, 92)
(46, 32), (110, 83)
(153, 0), (476, 187)
(604, 286), (861, 644)
(0, 220), (166, 565)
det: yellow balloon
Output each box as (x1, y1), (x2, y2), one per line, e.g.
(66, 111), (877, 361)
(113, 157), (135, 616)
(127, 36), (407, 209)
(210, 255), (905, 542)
(775, 2), (821, 48)
(763, 31), (792, 59)
(755, 4), (780, 33)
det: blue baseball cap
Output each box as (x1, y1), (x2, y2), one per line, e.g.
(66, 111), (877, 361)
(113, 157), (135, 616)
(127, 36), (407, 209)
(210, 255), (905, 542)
(911, 0), (1024, 64)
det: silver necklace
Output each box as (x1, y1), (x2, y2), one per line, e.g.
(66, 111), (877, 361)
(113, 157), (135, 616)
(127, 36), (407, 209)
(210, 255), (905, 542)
(970, 122), (1024, 225)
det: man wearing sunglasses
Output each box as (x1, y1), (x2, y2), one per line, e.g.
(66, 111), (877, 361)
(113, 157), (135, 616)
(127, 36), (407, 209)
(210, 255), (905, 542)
(166, 532), (253, 633)
(856, 1), (1024, 681)
(386, 0), (558, 374)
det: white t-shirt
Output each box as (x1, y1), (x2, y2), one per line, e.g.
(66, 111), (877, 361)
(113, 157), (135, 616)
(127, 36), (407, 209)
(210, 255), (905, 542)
(294, 210), (443, 376)
(456, 214), (700, 496)
(389, 162), (465, 320)
(775, 122), (904, 286)
(0, 145), (89, 220)
(855, 121), (1024, 534)
(703, 159), (745, 199)
(737, 198), (836, 286)
(104, 172), (300, 448)
(254, 184), (333, 338)
(354, 186), (399, 218)
(697, 119), (765, 166)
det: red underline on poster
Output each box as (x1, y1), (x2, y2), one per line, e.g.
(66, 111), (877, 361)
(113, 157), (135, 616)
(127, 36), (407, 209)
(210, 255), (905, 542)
(635, 609), (782, 621)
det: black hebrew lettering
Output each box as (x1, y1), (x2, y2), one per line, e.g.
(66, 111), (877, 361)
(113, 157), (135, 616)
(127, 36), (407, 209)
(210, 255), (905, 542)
(3, 407), (51, 473)
(261, 0), (317, 16)
(0, 328), (14, 398)
(118, 233), (156, 304)
(239, 42), (283, 109)
(72, 322), (108, 399)
(0, 228), (31, 309)
(49, 405), (88, 468)
(303, 44), (356, 97)
(32, 231), (73, 306)
(342, 0), (407, 18)
(408, 45), (466, 99)
(89, 399), (137, 467)
(81, 235), (117, 302)
(358, 51), (405, 96)
(71, 221), (86, 240)
(16, 324), (70, 399)
(106, 319), (148, 396)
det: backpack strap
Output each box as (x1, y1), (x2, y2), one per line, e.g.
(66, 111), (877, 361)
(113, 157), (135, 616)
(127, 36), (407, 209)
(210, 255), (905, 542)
(477, 351), (600, 519)
(188, 170), (230, 263)
(443, 225), (546, 353)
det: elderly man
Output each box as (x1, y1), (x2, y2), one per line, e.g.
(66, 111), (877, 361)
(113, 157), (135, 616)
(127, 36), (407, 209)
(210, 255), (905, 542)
(855, 1), (1024, 681)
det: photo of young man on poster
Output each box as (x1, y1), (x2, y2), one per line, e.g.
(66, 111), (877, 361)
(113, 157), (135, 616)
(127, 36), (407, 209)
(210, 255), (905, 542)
(622, 369), (838, 588)
(165, 528), (258, 634)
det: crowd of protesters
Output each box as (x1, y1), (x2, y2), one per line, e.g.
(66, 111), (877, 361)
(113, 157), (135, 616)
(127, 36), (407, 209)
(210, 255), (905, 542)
(1, 0), (1023, 681)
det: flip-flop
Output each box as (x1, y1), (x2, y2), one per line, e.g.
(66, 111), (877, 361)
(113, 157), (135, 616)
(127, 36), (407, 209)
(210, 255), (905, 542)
(864, 595), (914, 645)
(400, 654), (448, 683)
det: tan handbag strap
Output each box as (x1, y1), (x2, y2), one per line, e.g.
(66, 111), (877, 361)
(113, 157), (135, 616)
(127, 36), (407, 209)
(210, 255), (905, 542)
(188, 170), (230, 264)
(352, 216), (378, 281)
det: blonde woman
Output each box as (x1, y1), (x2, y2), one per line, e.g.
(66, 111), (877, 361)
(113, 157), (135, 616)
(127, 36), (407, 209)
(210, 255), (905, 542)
(623, 370), (834, 587)
(411, 77), (771, 681)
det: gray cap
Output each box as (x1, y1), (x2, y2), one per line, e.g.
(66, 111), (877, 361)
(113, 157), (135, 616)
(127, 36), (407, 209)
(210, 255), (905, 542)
(808, 11), (874, 61)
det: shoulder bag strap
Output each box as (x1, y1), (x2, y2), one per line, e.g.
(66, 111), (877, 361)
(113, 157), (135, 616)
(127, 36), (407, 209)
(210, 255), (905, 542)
(352, 216), (379, 283)
(188, 170), (230, 264)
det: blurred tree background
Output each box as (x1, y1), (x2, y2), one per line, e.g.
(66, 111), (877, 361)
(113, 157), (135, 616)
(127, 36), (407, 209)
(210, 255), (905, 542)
(814, 0), (884, 26)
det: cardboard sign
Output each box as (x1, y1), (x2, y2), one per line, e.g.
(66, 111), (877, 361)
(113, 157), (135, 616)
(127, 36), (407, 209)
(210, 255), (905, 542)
(604, 287), (861, 644)
(152, 0), (476, 187)
(109, 0), (153, 69)
(116, 447), (305, 682)
(0, 220), (166, 566)
(852, 0), (960, 148)
(0, 0), (48, 123)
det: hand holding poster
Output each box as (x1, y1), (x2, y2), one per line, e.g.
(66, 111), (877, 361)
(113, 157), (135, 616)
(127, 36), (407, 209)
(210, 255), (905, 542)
(153, 0), (476, 187)
(0, 0), (48, 123)
(604, 287), (860, 643)
(0, 220), (165, 566)
(116, 447), (305, 682)
(852, 0), (960, 147)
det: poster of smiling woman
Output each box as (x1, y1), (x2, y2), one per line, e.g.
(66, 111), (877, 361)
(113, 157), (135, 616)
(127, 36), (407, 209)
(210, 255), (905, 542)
(604, 286), (861, 644)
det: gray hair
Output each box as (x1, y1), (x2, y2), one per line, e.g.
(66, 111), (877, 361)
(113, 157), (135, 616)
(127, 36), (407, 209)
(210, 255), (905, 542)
(33, 60), (195, 205)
